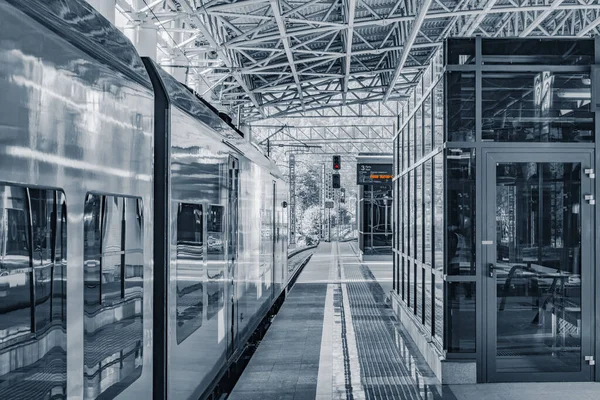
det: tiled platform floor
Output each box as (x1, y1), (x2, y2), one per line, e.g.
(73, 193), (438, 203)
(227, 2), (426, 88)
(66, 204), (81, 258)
(228, 241), (600, 400)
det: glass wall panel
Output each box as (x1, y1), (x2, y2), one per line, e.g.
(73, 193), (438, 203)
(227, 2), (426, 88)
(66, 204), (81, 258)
(446, 282), (476, 353)
(416, 166), (423, 262)
(400, 256), (404, 300)
(416, 79), (422, 109)
(407, 171), (412, 259)
(407, 171), (413, 308)
(423, 94), (433, 154)
(423, 64), (432, 91)
(425, 271), (433, 333)
(424, 160), (432, 266)
(447, 72), (475, 141)
(434, 275), (443, 343)
(447, 149), (476, 275)
(433, 154), (444, 272)
(408, 117), (414, 167)
(447, 38), (476, 65)
(482, 72), (593, 142)
(416, 264), (423, 321)
(434, 82), (444, 147)
(393, 137), (397, 175)
(481, 38), (594, 66)
(402, 177), (407, 255)
(402, 126), (407, 171)
(415, 107), (423, 162)
(403, 256), (409, 303)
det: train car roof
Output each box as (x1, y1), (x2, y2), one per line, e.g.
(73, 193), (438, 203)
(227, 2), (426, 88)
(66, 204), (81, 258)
(145, 58), (284, 180)
(6, 0), (152, 88)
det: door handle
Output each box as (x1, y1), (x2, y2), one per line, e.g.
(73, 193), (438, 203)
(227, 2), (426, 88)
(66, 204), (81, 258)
(488, 263), (498, 278)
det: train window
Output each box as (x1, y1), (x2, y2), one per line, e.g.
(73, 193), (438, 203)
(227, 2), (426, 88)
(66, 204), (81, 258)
(101, 197), (123, 303)
(124, 198), (143, 299)
(206, 205), (224, 320)
(0, 185), (67, 399)
(83, 193), (143, 400)
(176, 203), (204, 344)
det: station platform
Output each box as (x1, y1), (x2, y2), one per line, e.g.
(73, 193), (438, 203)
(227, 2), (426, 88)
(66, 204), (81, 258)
(229, 241), (600, 400)
(228, 241), (449, 400)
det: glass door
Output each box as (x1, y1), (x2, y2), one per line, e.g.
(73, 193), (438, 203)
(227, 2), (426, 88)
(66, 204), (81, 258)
(484, 150), (594, 382)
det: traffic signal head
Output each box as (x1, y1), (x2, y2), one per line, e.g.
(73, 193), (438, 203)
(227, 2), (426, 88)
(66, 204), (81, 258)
(332, 173), (341, 189)
(332, 155), (341, 170)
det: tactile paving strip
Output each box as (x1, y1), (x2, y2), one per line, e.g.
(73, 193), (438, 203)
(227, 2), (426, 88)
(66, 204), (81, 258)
(339, 244), (444, 400)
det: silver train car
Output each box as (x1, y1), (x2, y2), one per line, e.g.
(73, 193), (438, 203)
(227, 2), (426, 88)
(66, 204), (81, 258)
(0, 1), (288, 399)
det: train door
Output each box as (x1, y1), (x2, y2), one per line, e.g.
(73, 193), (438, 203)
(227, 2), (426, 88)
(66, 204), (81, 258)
(226, 156), (239, 358)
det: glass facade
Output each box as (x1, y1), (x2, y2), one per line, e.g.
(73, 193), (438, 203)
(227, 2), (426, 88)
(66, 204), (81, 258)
(393, 52), (444, 346)
(482, 72), (593, 142)
(359, 185), (393, 255)
(392, 37), (596, 375)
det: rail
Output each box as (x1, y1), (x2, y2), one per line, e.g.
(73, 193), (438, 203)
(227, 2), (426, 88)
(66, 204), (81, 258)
(285, 244), (318, 291)
(287, 244), (318, 259)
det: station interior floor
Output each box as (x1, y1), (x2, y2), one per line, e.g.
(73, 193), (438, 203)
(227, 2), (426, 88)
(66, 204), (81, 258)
(228, 241), (600, 400)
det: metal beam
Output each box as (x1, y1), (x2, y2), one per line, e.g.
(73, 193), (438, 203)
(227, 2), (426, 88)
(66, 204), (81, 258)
(270, 0), (305, 111)
(519, 0), (565, 37)
(383, 0), (433, 102)
(177, 0), (266, 117)
(343, 0), (357, 104)
(577, 14), (600, 37)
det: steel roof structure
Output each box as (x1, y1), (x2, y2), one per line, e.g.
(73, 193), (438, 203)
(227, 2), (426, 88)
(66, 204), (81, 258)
(118, 0), (600, 122)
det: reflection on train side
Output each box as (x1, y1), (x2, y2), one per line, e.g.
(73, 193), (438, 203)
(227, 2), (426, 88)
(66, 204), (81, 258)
(175, 203), (227, 344)
(176, 203), (204, 344)
(83, 194), (144, 400)
(0, 185), (67, 399)
(207, 205), (225, 321)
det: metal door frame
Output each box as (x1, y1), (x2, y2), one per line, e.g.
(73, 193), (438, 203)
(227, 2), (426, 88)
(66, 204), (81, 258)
(482, 148), (595, 382)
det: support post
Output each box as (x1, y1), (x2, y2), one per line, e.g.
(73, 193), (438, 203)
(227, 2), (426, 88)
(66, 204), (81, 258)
(124, 0), (158, 61)
(87, 0), (116, 24)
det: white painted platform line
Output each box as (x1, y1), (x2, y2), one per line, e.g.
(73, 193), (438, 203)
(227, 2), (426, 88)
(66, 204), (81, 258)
(316, 243), (336, 399)
(316, 284), (334, 399)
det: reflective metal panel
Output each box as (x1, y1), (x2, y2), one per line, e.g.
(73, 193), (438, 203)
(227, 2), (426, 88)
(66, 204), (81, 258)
(0, 2), (155, 398)
(0, 186), (67, 399)
(176, 203), (204, 344)
(83, 194), (144, 399)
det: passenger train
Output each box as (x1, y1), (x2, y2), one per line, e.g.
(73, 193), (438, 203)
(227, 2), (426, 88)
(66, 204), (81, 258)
(0, 1), (288, 399)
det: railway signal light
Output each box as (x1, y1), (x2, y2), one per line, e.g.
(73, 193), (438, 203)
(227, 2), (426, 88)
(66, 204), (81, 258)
(332, 173), (341, 189)
(332, 155), (341, 170)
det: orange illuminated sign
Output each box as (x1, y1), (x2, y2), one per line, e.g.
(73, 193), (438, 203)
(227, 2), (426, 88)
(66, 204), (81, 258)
(370, 174), (393, 180)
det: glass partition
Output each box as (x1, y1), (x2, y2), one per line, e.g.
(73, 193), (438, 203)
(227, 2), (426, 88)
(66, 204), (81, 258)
(482, 72), (593, 142)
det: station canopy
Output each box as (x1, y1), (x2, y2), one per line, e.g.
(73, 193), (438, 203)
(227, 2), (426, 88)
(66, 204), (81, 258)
(124, 0), (600, 121)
